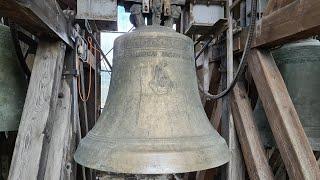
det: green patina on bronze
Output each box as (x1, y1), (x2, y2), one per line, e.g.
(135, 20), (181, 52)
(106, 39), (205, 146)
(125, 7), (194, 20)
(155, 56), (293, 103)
(0, 24), (27, 131)
(74, 26), (230, 174)
(254, 39), (320, 150)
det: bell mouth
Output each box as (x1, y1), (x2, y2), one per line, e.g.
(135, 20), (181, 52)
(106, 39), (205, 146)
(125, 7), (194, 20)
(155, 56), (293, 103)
(74, 133), (230, 174)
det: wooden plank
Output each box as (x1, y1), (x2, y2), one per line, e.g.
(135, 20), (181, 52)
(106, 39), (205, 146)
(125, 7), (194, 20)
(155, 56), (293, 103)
(85, 65), (97, 130)
(231, 83), (275, 180)
(0, 0), (73, 47)
(263, 0), (295, 16)
(233, 0), (320, 50)
(254, 0), (320, 48)
(248, 49), (320, 180)
(44, 80), (72, 180)
(211, 95), (222, 130)
(204, 50), (221, 119)
(221, 1), (245, 179)
(8, 41), (66, 180)
(78, 61), (93, 180)
(64, 49), (86, 180)
(79, 62), (89, 135)
(197, 50), (220, 180)
(222, 115), (245, 180)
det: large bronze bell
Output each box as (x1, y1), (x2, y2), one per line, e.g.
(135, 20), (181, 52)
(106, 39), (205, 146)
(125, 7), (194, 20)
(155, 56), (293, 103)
(254, 39), (320, 150)
(75, 26), (230, 174)
(0, 24), (27, 131)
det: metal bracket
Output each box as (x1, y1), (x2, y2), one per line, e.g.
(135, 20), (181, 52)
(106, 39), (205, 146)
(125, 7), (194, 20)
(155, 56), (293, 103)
(74, 29), (88, 63)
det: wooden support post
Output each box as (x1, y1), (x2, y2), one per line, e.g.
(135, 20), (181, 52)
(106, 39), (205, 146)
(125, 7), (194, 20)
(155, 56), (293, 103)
(95, 33), (102, 118)
(79, 62), (89, 135)
(204, 56), (221, 119)
(248, 49), (320, 180)
(78, 60), (93, 180)
(202, 47), (210, 105)
(211, 94), (222, 130)
(231, 82), (275, 180)
(222, 1), (245, 179)
(64, 50), (86, 180)
(8, 41), (66, 180)
(44, 80), (72, 180)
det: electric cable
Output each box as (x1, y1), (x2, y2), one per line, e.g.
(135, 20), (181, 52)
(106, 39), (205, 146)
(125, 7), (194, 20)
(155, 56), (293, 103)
(200, 0), (258, 100)
(84, 21), (113, 71)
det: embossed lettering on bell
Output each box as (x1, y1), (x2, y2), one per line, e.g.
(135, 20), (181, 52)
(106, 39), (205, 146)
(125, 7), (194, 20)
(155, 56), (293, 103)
(74, 26), (230, 174)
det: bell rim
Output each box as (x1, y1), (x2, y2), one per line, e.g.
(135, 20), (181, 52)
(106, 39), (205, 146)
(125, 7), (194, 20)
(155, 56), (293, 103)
(74, 139), (230, 174)
(74, 133), (230, 174)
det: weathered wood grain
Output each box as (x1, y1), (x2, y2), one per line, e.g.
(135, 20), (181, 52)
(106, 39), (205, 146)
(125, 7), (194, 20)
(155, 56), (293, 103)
(44, 80), (72, 180)
(231, 83), (275, 180)
(8, 41), (66, 180)
(222, 1), (246, 179)
(263, 0), (295, 16)
(0, 0), (73, 47)
(79, 61), (89, 135)
(204, 56), (221, 119)
(211, 96), (222, 130)
(78, 61), (93, 180)
(64, 50), (85, 180)
(234, 0), (320, 50)
(248, 49), (320, 180)
(254, 0), (320, 48)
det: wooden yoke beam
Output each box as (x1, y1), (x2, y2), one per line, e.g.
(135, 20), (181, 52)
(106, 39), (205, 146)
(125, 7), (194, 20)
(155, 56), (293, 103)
(234, 0), (320, 51)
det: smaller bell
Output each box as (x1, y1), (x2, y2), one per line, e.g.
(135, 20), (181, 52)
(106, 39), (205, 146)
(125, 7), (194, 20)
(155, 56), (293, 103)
(0, 24), (28, 131)
(254, 39), (320, 150)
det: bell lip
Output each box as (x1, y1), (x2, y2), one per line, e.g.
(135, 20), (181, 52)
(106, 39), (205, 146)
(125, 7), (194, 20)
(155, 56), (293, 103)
(74, 155), (230, 175)
(74, 136), (230, 174)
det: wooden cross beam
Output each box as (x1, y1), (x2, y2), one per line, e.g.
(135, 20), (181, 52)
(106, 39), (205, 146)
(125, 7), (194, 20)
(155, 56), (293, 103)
(263, 0), (295, 16)
(248, 49), (320, 180)
(253, 0), (320, 47)
(0, 0), (74, 48)
(235, 0), (320, 50)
